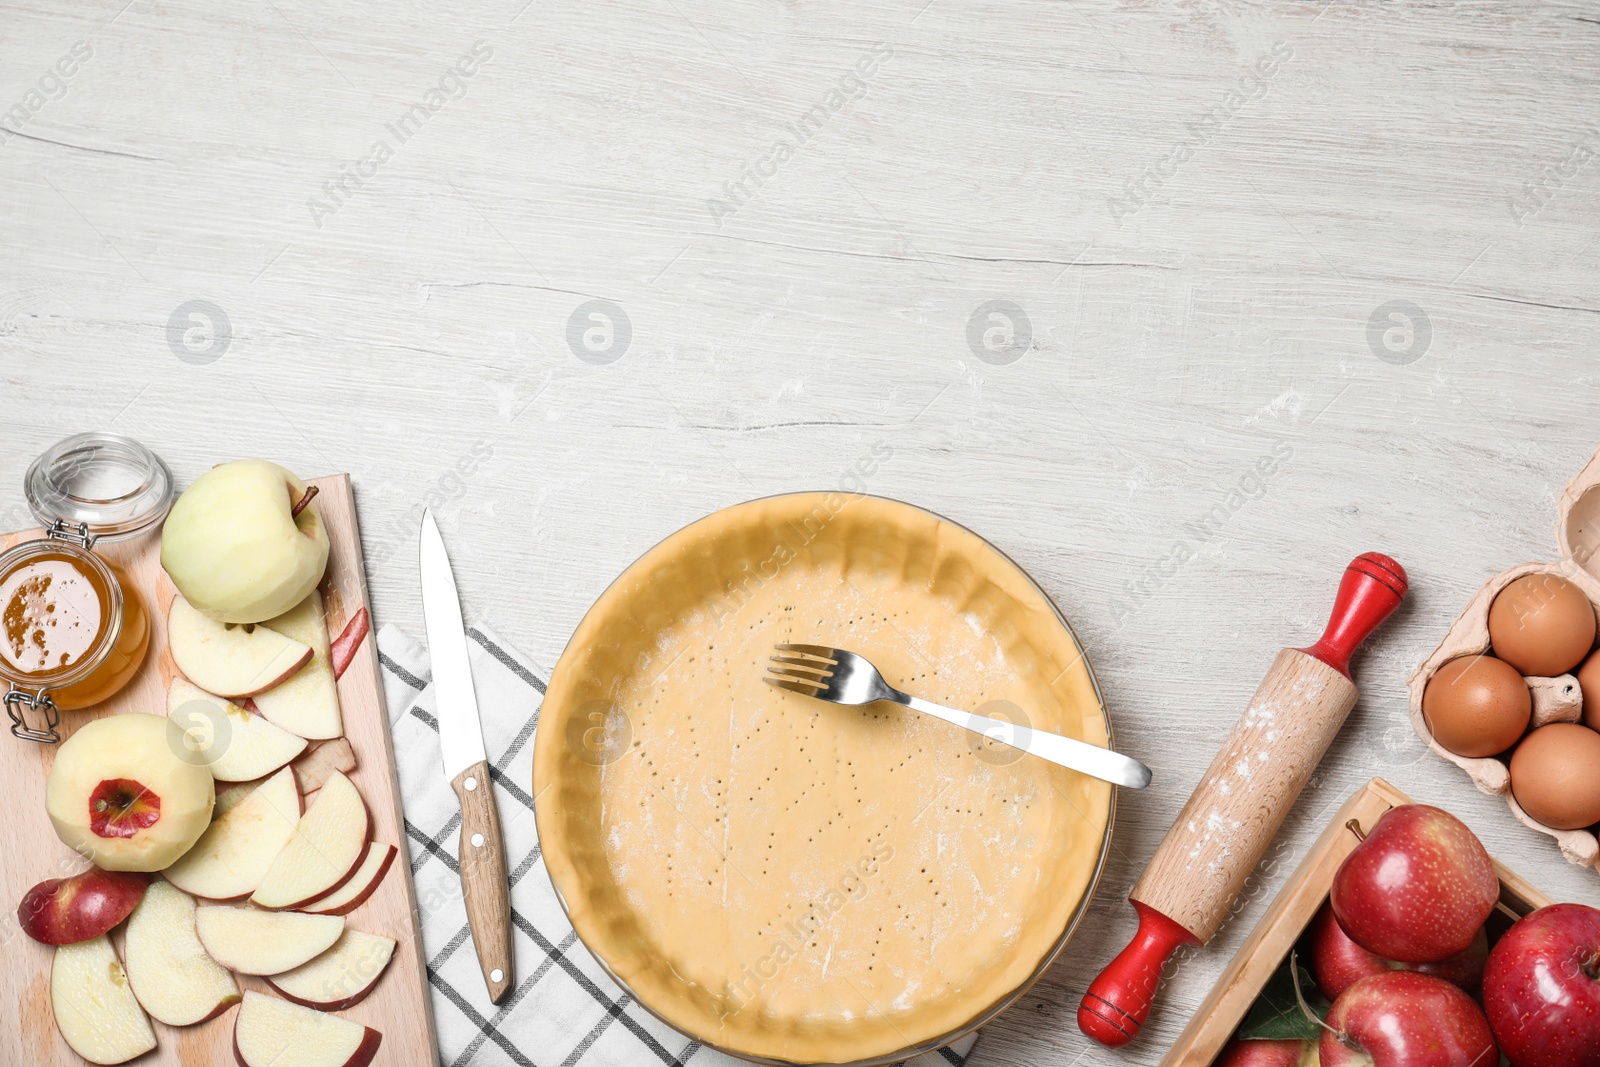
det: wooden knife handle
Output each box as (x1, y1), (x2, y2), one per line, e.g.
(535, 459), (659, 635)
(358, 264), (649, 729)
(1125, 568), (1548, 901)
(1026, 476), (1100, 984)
(452, 760), (514, 1004)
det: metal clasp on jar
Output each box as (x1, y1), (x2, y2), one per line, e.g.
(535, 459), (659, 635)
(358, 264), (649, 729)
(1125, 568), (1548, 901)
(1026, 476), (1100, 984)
(44, 519), (97, 550)
(5, 686), (60, 744)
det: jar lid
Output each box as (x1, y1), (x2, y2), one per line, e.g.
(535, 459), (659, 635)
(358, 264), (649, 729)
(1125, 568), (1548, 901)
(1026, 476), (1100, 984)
(25, 433), (175, 543)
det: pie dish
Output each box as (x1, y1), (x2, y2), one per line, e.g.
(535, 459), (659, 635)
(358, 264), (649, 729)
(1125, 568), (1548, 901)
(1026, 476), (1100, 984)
(533, 493), (1115, 1064)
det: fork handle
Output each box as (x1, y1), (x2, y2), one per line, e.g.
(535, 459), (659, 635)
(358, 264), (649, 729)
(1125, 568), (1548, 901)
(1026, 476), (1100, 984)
(898, 695), (1152, 788)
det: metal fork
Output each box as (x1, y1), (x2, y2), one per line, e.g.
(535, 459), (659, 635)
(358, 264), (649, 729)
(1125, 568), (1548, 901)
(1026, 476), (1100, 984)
(765, 643), (1152, 789)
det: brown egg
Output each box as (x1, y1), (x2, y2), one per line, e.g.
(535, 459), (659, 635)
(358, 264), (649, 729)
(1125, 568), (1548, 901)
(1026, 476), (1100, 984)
(1422, 655), (1532, 758)
(1509, 723), (1600, 830)
(1487, 573), (1596, 677)
(1579, 649), (1600, 732)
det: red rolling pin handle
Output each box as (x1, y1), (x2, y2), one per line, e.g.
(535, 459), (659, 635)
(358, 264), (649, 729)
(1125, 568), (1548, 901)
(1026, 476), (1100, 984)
(1077, 902), (1198, 1046)
(1300, 552), (1407, 677)
(1076, 552), (1407, 1049)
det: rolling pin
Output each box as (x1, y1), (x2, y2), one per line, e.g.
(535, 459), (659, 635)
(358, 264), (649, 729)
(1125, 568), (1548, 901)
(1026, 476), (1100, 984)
(1078, 552), (1407, 1047)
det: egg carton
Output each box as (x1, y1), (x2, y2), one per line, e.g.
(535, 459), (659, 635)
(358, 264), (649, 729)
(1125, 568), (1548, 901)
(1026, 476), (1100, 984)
(1407, 442), (1600, 872)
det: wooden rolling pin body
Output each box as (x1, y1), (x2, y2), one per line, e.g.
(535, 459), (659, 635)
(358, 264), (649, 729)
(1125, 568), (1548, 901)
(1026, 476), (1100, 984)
(1078, 552), (1407, 1049)
(1131, 647), (1355, 943)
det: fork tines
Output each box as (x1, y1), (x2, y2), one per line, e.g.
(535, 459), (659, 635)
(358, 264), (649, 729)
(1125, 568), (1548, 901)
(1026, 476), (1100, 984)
(764, 643), (837, 696)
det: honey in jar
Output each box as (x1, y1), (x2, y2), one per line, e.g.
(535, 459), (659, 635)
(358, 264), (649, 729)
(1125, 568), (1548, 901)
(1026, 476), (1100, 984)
(0, 545), (149, 710)
(1, 434), (173, 742)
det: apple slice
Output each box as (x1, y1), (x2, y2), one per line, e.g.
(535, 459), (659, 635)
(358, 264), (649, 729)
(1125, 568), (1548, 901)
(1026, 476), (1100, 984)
(19, 868), (149, 945)
(51, 935), (157, 1065)
(251, 591), (344, 740)
(233, 990), (381, 1067)
(292, 737), (357, 794)
(164, 766), (302, 902)
(212, 733), (355, 816)
(170, 596), (313, 698)
(330, 607), (369, 681)
(298, 844), (396, 916)
(300, 844), (400, 921)
(195, 906), (344, 975)
(213, 778), (258, 819)
(124, 880), (239, 1025)
(251, 771), (369, 910)
(266, 929), (396, 1010)
(168, 678), (308, 781)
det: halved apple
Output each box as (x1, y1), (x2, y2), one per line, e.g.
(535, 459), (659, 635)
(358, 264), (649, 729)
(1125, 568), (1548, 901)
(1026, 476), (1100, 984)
(195, 906), (344, 975)
(163, 766), (301, 902)
(265, 929), (396, 1010)
(161, 459), (330, 625)
(51, 935), (157, 1065)
(251, 592), (344, 740)
(18, 868), (149, 945)
(233, 990), (381, 1067)
(124, 879), (239, 1025)
(168, 678), (308, 781)
(46, 713), (215, 872)
(251, 771), (369, 910)
(168, 596), (312, 699)
(298, 844), (395, 917)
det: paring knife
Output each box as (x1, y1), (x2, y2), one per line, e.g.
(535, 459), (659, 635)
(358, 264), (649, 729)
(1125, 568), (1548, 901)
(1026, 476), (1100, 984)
(419, 509), (514, 1004)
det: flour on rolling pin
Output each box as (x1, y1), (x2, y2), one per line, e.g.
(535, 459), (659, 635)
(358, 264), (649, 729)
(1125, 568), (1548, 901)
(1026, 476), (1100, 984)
(1079, 553), (1407, 1048)
(1133, 649), (1353, 942)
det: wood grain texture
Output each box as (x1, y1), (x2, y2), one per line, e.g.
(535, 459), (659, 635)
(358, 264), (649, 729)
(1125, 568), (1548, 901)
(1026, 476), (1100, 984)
(0, 475), (438, 1066)
(1132, 649), (1356, 943)
(1161, 777), (1555, 1067)
(450, 758), (514, 1005)
(3, 0), (1600, 1061)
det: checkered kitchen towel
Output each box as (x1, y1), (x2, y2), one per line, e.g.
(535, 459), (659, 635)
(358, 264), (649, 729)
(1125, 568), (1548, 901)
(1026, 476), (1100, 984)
(377, 622), (980, 1067)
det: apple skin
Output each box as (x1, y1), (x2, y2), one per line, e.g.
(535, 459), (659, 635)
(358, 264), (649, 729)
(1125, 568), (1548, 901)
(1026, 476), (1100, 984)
(161, 459), (330, 625)
(1321, 971), (1497, 1067)
(1331, 804), (1497, 963)
(18, 868), (150, 946)
(1483, 903), (1600, 1067)
(329, 607), (369, 681)
(1306, 901), (1488, 1000)
(1215, 1037), (1313, 1067)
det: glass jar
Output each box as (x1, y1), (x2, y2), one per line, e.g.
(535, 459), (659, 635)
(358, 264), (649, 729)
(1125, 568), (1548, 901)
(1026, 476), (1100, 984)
(1, 434), (173, 743)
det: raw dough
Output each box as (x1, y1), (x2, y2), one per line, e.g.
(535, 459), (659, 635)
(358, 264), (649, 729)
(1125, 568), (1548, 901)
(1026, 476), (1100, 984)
(534, 494), (1113, 1063)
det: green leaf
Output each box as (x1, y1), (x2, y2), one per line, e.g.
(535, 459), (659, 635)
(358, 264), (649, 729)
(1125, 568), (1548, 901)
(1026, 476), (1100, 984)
(1236, 954), (1330, 1043)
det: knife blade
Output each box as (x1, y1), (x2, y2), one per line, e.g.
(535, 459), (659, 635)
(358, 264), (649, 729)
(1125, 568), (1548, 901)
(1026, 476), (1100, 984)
(419, 509), (513, 1004)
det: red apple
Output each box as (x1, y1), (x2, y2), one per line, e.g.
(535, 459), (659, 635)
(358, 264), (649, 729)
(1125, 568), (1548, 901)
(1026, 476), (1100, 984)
(1306, 901), (1488, 999)
(1215, 1037), (1313, 1067)
(1483, 903), (1600, 1067)
(1331, 804), (1497, 963)
(1320, 971), (1497, 1067)
(18, 867), (150, 945)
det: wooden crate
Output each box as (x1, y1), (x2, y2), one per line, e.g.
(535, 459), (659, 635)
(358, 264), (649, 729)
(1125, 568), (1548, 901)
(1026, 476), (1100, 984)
(1159, 777), (1553, 1067)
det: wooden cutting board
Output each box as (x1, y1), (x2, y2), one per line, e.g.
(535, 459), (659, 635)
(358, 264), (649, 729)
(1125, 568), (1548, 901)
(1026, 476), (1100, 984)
(0, 474), (439, 1066)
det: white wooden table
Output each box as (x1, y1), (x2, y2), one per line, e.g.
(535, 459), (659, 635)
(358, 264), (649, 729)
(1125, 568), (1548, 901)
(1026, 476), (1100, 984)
(4, 0), (1598, 1062)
